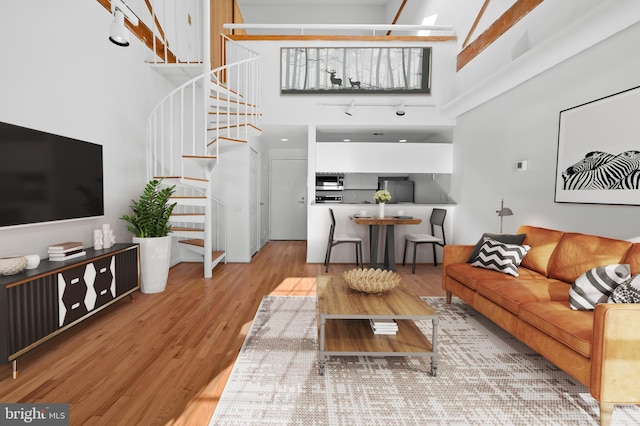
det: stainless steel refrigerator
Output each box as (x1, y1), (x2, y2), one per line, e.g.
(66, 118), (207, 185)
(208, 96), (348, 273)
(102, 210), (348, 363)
(379, 180), (414, 203)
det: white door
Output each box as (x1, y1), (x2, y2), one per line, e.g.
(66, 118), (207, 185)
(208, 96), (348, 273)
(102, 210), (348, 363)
(270, 158), (307, 240)
(250, 148), (259, 256)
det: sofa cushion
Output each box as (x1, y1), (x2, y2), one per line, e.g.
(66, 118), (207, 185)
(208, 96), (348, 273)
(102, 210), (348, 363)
(569, 264), (630, 310)
(516, 226), (565, 276)
(447, 263), (544, 291)
(471, 238), (531, 277)
(518, 301), (593, 358)
(609, 274), (640, 303)
(548, 233), (633, 284)
(622, 243), (640, 275)
(476, 279), (571, 315)
(466, 233), (526, 263)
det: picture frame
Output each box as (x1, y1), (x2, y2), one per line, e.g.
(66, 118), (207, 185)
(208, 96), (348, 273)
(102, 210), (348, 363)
(554, 85), (640, 206)
(280, 47), (431, 94)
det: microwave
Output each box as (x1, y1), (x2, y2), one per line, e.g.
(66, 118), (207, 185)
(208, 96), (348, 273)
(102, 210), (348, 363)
(316, 174), (344, 190)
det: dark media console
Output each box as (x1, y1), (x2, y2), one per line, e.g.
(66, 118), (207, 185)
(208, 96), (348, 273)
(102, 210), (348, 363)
(0, 243), (139, 378)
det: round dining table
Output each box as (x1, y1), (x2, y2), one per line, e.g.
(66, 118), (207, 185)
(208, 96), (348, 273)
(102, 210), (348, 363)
(350, 215), (422, 271)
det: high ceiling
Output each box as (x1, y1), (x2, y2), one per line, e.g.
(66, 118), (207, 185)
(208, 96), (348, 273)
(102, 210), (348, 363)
(236, 0), (404, 33)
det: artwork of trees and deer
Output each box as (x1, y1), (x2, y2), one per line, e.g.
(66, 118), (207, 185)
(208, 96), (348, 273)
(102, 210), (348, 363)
(281, 47), (431, 94)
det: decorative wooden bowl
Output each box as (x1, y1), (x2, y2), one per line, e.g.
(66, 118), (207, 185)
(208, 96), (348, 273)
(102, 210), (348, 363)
(0, 256), (28, 276)
(342, 268), (401, 294)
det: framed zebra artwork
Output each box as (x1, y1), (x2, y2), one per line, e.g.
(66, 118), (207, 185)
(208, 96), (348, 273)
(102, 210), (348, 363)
(280, 47), (431, 94)
(554, 85), (640, 205)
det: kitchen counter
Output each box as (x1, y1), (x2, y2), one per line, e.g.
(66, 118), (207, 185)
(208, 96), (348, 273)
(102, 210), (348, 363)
(312, 202), (457, 206)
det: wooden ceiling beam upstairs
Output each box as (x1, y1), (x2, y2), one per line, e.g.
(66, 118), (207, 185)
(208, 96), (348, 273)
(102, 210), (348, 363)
(462, 0), (491, 49)
(457, 0), (544, 71)
(228, 35), (456, 42)
(386, 0), (408, 36)
(97, 0), (177, 63)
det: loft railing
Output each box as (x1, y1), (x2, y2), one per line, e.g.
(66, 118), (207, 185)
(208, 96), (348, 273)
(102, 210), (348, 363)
(149, 0), (210, 65)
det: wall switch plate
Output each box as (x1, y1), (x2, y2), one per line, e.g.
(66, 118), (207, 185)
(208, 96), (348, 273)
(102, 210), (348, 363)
(516, 160), (528, 171)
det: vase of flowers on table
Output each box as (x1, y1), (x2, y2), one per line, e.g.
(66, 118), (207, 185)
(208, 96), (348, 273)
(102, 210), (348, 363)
(374, 189), (391, 218)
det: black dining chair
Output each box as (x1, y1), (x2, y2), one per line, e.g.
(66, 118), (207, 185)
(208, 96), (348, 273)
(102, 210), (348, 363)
(324, 208), (363, 272)
(402, 208), (447, 273)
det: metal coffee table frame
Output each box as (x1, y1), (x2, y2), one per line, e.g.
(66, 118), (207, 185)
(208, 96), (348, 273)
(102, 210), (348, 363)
(316, 276), (439, 376)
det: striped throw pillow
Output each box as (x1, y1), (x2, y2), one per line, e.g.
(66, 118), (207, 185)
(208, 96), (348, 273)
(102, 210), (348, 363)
(569, 264), (630, 310)
(471, 238), (531, 277)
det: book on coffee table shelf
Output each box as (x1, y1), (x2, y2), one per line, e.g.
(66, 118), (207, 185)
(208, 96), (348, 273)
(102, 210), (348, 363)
(369, 319), (398, 335)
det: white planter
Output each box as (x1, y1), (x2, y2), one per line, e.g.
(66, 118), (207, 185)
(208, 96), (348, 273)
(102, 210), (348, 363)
(378, 203), (385, 218)
(133, 236), (172, 294)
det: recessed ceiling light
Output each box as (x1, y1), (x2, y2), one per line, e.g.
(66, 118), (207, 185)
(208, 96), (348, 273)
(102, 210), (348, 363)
(343, 138), (351, 142)
(280, 138), (289, 142)
(399, 139), (408, 143)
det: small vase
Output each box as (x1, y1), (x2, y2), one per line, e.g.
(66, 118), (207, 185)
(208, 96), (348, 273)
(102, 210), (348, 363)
(378, 202), (385, 218)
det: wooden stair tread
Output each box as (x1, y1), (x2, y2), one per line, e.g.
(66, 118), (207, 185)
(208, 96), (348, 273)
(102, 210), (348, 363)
(207, 136), (248, 148)
(210, 95), (257, 108)
(178, 240), (225, 256)
(171, 227), (203, 232)
(210, 112), (263, 116)
(154, 175), (210, 183)
(207, 123), (249, 131)
(210, 81), (243, 98)
(182, 155), (217, 160)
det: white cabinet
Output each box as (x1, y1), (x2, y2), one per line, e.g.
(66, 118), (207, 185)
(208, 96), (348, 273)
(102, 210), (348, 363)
(316, 142), (452, 173)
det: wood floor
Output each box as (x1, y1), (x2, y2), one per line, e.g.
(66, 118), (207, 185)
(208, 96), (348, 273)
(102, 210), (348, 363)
(0, 241), (445, 425)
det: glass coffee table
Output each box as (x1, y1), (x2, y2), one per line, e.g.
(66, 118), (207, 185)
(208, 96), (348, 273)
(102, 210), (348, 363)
(316, 275), (439, 376)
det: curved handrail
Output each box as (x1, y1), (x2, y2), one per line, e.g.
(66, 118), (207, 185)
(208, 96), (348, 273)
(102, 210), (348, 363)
(146, 36), (261, 181)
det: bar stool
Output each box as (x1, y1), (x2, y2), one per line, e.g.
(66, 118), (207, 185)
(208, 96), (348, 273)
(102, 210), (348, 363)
(324, 208), (363, 272)
(402, 208), (447, 273)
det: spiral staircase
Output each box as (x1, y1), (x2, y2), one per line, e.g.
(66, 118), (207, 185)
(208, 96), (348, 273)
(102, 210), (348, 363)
(147, 36), (261, 278)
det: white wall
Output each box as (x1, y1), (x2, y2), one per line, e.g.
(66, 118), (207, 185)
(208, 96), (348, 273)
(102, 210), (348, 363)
(0, 1), (173, 259)
(239, 4), (385, 33)
(450, 21), (640, 244)
(236, 39), (457, 127)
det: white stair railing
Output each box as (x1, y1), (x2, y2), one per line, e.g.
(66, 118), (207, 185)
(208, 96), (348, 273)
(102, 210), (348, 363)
(146, 36), (260, 278)
(149, 0), (209, 65)
(209, 36), (261, 157)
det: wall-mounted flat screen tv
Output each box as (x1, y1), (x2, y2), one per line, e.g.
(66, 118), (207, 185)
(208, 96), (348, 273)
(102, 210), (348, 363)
(0, 121), (104, 228)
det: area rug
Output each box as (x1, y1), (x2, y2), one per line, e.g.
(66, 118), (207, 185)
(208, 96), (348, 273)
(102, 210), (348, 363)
(210, 296), (640, 425)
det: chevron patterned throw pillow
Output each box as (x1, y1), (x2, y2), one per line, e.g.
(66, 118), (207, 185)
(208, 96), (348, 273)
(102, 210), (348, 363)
(608, 273), (640, 304)
(471, 237), (531, 277)
(569, 264), (630, 310)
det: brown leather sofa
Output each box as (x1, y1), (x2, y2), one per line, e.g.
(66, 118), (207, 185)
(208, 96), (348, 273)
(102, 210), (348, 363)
(442, 225), (640, 426)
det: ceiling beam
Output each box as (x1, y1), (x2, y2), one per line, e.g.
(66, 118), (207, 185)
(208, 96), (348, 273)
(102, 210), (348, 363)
(386, 0), (408, 36)
(462, 0), (491, 49)
(457, 0), (544, 71)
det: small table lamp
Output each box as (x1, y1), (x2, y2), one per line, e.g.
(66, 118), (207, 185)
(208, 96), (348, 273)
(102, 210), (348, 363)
(496, 199), (513, 233)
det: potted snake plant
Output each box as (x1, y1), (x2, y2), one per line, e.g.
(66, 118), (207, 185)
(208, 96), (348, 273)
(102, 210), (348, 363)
(121, 179), (177, 293)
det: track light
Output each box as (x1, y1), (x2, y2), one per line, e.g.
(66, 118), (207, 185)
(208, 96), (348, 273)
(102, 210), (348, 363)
(345, 100), (355, 116)
(109, 0), (139, 47)
(395, 102), (406, 116)
(109, 10), (129, 46)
